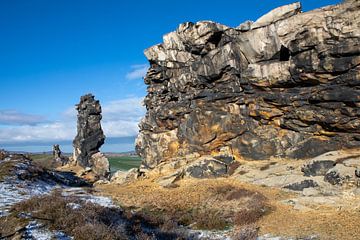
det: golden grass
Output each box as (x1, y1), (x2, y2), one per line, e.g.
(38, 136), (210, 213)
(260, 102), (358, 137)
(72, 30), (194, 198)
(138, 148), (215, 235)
(98, 177), (360, 239)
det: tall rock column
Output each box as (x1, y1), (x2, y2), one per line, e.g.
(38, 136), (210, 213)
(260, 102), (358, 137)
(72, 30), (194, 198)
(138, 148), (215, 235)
(73, 94), (109, 178)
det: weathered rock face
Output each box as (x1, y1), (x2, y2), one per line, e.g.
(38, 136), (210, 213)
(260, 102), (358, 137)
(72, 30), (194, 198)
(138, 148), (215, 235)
(73, 94), (106, 168)
(136, 1), (360, 169)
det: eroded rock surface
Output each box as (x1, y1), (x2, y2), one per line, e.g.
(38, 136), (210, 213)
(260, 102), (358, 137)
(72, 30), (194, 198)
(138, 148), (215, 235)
(136, 1), (360, 169)
(73, 94), (110, 178)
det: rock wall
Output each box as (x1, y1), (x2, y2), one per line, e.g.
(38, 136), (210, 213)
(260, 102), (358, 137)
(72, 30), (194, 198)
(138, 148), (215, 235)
(73, 94), (105, 168)
(136, 1), (360, 169)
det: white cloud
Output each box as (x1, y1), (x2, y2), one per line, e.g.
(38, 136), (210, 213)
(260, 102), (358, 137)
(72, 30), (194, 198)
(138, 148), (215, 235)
(125, 64), (148, 80)
(0, 110), (46, 125)
(0, 121), (76, 143)
(0, 97), (146, 144)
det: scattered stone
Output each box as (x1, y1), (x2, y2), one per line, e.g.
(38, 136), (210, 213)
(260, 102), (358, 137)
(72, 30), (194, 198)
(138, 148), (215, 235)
(324, 165), (356, 185)
(301, 160), (335, 177)
(283, 180), (319, 191)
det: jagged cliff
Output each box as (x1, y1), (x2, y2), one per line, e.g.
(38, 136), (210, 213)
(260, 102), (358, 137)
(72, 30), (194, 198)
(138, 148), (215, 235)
(136, 1), (360, 169)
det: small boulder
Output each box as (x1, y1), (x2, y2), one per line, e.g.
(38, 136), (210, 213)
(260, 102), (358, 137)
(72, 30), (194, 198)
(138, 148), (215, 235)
(324, 164), (356, 185)
(184, 157), (230, 178)
(89, 152), (110, 179)
(111, 168), (139, 184)
(156, 171), (183, 188)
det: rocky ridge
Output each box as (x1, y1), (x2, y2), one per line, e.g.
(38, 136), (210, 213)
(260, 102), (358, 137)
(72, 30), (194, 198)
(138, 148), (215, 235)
(136, 1), (360, 171)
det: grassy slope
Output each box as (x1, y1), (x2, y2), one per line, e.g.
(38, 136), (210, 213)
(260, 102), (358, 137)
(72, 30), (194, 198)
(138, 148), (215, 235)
(108, 156), (142, 172)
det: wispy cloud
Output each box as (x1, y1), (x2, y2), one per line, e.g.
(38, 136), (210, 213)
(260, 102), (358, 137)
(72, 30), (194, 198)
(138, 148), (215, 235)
(0, 97), (146, 144)
(0, 110), (46, 125)
(125, 64), (148, 80)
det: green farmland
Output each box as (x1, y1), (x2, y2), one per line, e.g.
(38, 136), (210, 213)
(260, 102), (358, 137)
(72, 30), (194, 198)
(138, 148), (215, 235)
(108, 156), (142, 172)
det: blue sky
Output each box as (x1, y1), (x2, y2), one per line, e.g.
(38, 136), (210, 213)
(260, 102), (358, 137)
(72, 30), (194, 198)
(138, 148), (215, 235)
(0, 0), (340, 152)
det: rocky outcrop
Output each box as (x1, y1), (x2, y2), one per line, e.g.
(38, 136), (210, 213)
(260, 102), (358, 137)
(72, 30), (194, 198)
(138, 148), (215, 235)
(136, 1), (360, 170)
(52, 144), (68, 166)
(73, 94), (109, 178)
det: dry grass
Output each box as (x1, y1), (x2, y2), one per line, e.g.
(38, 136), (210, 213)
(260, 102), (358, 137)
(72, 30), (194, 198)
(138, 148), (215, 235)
(0, 214), (29, 238)
(97, 176), (360, 239)
(98, 178), (273, 231)
(3, 190), (189, 240)
(10, 190), (128, 240)
(0, 160), (16, 181)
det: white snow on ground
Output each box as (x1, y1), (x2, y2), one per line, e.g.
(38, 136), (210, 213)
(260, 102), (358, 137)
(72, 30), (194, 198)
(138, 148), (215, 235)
(61, 187), (118, 208)
(0, 180), (55, 217)
(23, 221), (73, 240)
(188, 229), (232, 240)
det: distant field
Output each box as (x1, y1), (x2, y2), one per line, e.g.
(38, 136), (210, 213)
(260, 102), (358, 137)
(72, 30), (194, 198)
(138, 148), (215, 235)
(29, 154), (141, 172)
(30, 154), (54, 169)
(108, 156), (142, 172)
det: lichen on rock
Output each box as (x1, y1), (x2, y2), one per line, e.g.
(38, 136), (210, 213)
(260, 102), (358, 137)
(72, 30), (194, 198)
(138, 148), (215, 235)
(136, 1), (360, 170)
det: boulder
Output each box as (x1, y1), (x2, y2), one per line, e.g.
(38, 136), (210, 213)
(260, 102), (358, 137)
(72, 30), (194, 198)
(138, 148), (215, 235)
(111, 168), (139, 184)
(156, 171), (183, 188)
(184, 157), (231, 179)
(89, 152), (110, 179)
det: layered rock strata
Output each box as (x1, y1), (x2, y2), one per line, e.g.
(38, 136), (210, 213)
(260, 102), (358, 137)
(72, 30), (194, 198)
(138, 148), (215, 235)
(136, 1), (360, 169)
(73, 94), (109, 178)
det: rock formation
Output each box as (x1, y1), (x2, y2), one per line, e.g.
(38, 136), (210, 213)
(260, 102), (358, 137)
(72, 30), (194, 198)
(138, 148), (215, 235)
(52, 144), (68, 166)
(136, 1), (360, 170)
(73, 94), (110, 178)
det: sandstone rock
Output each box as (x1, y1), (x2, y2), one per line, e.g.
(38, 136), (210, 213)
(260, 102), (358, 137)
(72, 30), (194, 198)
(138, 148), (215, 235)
(156, 171), (183, 188)
(0, 150), (8, 160)
(301, 160), (335, 177)
(136, 1), (360, 170)
(72, 94), (109, 179)
(73, 94), (105, 168)
(93, 179), (110, 186)
(89, 152), (110, 179)
(284, 179), (318, 191)
(236, 20), (253, 31)
(302, 188), (320, 197)
(52, 144), (68, 166)
(251, 2), (302, 29)
(110, 168), (139, 184)
(324, 164), (356, 185)
(184, 157), (231, 178)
